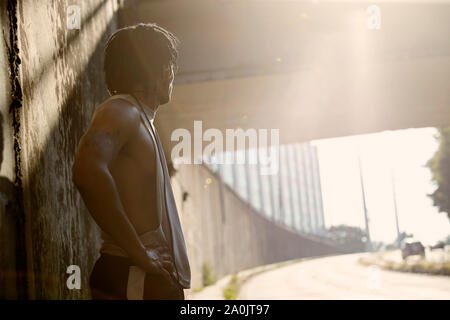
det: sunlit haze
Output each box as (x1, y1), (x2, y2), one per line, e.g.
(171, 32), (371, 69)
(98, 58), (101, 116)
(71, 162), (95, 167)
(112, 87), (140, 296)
(312, 127), (450, 245)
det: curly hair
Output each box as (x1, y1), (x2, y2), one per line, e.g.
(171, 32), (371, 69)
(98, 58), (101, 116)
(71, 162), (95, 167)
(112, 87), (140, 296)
(104, 23), (180, 95)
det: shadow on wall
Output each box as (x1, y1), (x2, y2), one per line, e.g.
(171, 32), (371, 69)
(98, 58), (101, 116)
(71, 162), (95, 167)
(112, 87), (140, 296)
(0, 111), (21, 299)
(7, 1), (118, 299)
(22, 25), (116, 300)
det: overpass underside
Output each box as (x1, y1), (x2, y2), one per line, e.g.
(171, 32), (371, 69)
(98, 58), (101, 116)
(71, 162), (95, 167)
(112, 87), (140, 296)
(119, 0), (450, 151)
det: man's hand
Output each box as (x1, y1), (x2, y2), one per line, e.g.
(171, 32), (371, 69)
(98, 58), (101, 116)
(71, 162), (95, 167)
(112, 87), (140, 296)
(133, 248), (177, 284)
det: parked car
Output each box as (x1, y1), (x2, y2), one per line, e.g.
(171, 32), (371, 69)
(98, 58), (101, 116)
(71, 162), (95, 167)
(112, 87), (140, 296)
(430, 241), (445, 251)
(401, 240), (425, 260)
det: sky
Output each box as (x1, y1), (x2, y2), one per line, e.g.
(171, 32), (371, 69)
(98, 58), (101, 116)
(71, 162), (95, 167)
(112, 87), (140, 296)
(311, 127), (450, 245)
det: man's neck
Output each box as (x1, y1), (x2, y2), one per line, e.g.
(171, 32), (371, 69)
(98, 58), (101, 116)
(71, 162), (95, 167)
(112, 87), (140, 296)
(129, 92), (159, 120)
(139, 100), (157, 121)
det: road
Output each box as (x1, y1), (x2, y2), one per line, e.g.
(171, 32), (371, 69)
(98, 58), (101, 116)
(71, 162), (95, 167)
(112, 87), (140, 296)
(238, 253), (450, 300)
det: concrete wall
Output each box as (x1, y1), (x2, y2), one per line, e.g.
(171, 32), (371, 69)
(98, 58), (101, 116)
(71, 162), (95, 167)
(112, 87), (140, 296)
(0, 0), (119, 299)
(19, 0), (120, 299)
(0, 0), (22, 300)
(172, 164), (340, 290)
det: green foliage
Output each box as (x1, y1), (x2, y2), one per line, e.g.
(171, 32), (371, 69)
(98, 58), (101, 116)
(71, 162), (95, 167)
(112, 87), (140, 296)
(445, 235), (450, 245)
(192, 286), (204, 293)
(359, 254), (450, 276)
(427, 127), (450, 220)
(223, 273), (240, 300)
(397, 231), (413, 242)
(202, 262), (216, 287)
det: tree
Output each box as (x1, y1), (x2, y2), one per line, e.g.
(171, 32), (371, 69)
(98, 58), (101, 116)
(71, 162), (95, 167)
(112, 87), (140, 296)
(397, 231), (413, 243)
(327, 225), (367, 253)
(427, 127), (450, 220)
(444, 235), (450, 245)
(385, 231), (413, 250)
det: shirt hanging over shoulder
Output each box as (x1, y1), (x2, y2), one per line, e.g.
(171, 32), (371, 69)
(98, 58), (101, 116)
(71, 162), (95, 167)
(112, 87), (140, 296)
(99, 93), (191, 290)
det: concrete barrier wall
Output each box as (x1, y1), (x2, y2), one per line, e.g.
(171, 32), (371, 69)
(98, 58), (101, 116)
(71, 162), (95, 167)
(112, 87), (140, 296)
(0, 0), (119, 299)
(172, 164), (340, 290)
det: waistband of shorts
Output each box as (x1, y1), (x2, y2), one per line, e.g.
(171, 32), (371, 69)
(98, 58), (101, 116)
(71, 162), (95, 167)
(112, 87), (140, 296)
(100, 225), (168, 258)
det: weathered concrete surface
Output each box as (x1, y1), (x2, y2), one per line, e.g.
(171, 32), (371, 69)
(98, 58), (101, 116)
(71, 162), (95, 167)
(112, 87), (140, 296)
(0, 0), (21, 300)
(15, 0), (119, 299)
(171, 164), (340, 292)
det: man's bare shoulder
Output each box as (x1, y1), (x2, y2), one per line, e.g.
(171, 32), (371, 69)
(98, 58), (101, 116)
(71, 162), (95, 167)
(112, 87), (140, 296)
(77, 97), (142, 155)
(94, 97), (140, 122)
(88, 96), (141, 134)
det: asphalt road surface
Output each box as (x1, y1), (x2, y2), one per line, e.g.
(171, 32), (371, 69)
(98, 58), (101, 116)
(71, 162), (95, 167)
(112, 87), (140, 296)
(238, 253), (450, 300)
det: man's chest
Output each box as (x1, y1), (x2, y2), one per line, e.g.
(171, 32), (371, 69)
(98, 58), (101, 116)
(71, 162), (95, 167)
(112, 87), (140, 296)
(120, 122), (158, 175)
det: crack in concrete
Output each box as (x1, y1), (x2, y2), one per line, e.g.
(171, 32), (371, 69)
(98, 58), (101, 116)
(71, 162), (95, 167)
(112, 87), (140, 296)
(6, 0), (28, 300)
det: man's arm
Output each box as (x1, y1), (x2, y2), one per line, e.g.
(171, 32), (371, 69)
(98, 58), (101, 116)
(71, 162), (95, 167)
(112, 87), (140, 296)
(72, 100), (170, 278)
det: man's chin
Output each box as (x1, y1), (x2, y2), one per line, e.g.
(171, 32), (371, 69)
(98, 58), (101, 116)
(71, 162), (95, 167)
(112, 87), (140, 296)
(161, 96), (171, 105)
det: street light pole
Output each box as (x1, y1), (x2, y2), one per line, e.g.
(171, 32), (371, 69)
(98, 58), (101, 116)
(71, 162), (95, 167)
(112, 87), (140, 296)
(391, 168), (401, 249)
(357, 147), (372, 252)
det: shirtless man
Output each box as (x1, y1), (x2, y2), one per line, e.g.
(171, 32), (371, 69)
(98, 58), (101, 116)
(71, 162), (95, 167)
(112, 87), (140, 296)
(72, 23), (190, 299)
